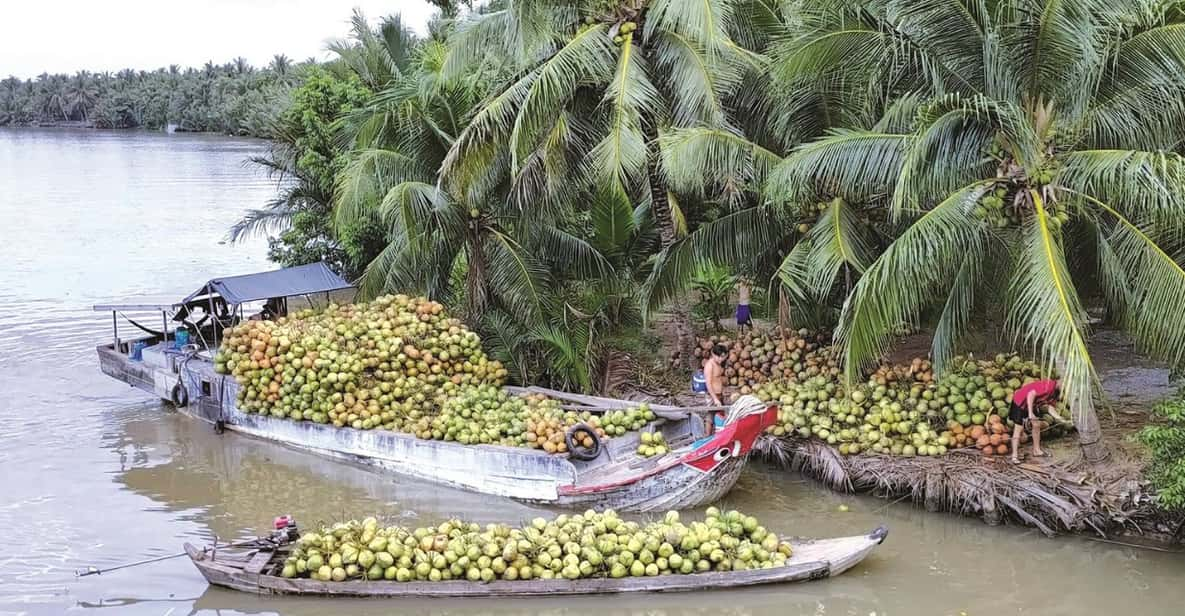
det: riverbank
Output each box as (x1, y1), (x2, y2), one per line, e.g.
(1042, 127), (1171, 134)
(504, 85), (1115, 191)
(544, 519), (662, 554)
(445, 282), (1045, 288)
(1, 120), (264, 136)
(642, 314), (1183, 545)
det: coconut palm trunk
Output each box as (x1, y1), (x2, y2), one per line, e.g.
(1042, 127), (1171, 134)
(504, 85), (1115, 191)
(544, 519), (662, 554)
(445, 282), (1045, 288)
(645, 124), (697, 371)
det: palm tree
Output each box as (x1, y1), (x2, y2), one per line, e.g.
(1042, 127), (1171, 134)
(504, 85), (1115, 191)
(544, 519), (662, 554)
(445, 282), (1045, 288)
(756, 0), (1185, 461)
(66, 71), (99, 121)
(269, 54), (294, 85)
(36, 74), (69, 121)
(439, 0), (774, 368)
(328, 10), (418, 90)
(232, 57), (253, 76)
(333, 33), (557, 321)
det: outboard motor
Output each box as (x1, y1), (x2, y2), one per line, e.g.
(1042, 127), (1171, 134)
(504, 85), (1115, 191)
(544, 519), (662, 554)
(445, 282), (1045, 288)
(272, 515), (299, 544)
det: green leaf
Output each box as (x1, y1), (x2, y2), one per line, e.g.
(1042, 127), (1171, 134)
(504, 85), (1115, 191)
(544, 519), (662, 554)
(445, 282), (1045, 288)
(586, 35), (658, 192)
(765, 129), (911, 207)
(511, 25), (615, 176)
(837, 181), (993, 380)
(778, 198), (875, 303)
(1005, 190), (1097, 420)
(659, 126), (782, 207)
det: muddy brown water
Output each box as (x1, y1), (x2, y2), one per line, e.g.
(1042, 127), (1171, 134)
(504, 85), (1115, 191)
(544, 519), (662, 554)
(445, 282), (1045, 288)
(1, 128), (1183, 615)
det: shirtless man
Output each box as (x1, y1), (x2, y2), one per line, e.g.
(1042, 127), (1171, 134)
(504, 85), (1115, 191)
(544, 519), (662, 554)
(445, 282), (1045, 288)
(703, 344), (728, 432)
(735, 279), (752, 333)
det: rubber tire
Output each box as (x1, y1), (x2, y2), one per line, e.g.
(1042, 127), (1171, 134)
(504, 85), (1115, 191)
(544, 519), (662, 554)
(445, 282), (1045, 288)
(171, 383), (189, 408)
(565, 423), (602, 461)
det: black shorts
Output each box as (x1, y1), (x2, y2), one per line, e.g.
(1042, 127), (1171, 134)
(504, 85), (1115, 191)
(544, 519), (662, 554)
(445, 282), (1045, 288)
(1008, 403), (1029, 425)
(1009, 403), (1051, 426)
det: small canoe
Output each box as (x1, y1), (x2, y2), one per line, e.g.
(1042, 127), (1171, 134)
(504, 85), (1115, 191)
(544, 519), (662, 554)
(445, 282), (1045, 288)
(184, 526), (887, 597)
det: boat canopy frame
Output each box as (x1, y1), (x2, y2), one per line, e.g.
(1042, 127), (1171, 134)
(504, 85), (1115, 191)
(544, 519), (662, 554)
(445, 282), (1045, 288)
(94, 262), (355, 351)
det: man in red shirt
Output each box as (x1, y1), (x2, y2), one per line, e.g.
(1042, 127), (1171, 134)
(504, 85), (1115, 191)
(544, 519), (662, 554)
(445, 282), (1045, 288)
(1009, 379), (1063, 463)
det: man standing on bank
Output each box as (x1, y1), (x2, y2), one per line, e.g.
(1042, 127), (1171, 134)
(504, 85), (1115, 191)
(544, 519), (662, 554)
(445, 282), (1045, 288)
(1009, 379), (1064, 464)
(735, 278), (753, 333)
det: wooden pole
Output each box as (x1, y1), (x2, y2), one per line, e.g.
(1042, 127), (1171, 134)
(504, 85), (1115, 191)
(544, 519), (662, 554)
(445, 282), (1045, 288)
(112, 311), (119, 350)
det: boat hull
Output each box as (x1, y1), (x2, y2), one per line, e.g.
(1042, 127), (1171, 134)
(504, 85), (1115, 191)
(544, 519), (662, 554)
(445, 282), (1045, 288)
(98, 343), (774, 511)
(184, 527), (887, 597)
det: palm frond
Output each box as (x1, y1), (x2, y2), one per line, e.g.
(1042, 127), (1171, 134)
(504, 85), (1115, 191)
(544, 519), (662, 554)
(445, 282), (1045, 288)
(1083, 193), (1185, 370)
(1081, 21), (1185, 147)
(228, 206), (296, 242)
(651, 30), (744, 129)
(334, 148), (427, 228)
(584, 35), (658, 193)
(659, 126), (782, 207)
(778, 197), (876, 303)
(765, 129), (911, 207)
(1005, 189), (1097, 419)
(483, 228), (550, 321)
(528, 223), (614, 280)
(837, 181), (994, 380)
(441, 68), (537, 200)
(1013, 0), (1110, 115)
(479, 310), (530, 384)
(882, 0), (987, 92)
(511, 24), (615, 175)
(590, 186), (638, 258)
(931, 251), (983, 374)
(641, 206), (786, 316)
(644, 0), (735, 46)
(1057, 149), (1185, 239)
(891, 95), (1032, 219)
(529, 322), (593, 392)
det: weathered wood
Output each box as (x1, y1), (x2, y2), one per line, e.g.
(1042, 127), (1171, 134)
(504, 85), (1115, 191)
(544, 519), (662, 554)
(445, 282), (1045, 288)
(245, 550), (274, 574)
(187, 528), (887, 597)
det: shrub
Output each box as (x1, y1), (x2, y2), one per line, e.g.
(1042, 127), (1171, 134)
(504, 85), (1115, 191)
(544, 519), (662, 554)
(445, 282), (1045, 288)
(1139, 390), (1185, 511)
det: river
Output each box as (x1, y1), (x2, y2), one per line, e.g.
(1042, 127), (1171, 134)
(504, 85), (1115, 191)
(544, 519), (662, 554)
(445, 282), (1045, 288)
(0, 128), (1181, 616)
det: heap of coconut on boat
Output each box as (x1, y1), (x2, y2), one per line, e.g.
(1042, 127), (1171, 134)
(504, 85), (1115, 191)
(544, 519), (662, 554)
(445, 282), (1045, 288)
(95, 263), (777, 511)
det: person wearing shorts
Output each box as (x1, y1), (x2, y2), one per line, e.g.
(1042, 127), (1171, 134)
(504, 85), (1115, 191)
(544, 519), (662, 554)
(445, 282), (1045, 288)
(735, 279), (752, 332)
(1008, 379), (1060, 463)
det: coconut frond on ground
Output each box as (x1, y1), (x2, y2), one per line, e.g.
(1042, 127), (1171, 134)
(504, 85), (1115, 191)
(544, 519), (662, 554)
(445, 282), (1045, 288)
(754, 436), (1178, 539)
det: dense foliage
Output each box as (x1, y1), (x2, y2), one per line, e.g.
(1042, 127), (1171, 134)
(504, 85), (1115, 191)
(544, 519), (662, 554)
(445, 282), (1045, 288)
(1139, 391), (1185, 511)
(232, 67), (383, 278)
(0, 56), (300, 136)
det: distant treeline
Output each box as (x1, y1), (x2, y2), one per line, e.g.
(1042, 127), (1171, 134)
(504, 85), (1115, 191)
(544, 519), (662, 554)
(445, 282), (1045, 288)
(0, 55), (310, 137)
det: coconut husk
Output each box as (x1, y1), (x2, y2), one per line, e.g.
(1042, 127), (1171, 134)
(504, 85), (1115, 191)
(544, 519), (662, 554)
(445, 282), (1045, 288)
(754, 436), (1174, 540)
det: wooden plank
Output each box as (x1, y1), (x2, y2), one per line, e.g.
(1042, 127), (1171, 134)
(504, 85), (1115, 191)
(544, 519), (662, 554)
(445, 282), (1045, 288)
(245, 550), (275, 574)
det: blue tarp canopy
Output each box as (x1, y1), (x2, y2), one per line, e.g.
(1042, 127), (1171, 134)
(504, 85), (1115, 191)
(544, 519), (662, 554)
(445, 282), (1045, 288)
(181, 262), (353, 306)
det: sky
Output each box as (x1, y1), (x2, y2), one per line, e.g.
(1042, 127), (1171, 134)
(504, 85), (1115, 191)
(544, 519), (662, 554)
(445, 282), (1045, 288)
(0, 1), (437, 79)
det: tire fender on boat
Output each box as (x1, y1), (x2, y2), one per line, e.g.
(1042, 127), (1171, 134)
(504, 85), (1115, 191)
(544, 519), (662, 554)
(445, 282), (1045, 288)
(565, 423), (602, 461)
(171, 382), (189, 408)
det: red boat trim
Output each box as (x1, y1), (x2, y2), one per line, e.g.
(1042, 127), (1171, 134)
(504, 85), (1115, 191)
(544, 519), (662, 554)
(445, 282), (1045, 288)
(557, 405), (777, 496)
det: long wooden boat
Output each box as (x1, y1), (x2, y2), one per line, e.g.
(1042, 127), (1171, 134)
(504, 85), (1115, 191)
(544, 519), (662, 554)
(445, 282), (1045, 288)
(94, 265), (778, 512)
(184, 526), (888, 597)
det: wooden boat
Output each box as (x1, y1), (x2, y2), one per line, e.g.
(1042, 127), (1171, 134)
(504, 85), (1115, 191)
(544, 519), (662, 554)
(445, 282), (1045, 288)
(95, 265), (778, 512)
(184, 526), (888, 597)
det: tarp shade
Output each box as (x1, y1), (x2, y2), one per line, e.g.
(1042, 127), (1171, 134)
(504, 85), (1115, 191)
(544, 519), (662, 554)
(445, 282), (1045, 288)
(181, 262), (353, 305)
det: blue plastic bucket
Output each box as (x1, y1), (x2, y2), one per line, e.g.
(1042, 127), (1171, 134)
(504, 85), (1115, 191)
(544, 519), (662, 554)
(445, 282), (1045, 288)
(691, 370), (707, 393)
(174, 329), (190, 348)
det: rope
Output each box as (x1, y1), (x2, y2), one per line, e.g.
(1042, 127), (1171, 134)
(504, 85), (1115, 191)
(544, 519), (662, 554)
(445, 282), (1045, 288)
(722, 395), (768, 426)
(119, 313), (167, 337)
